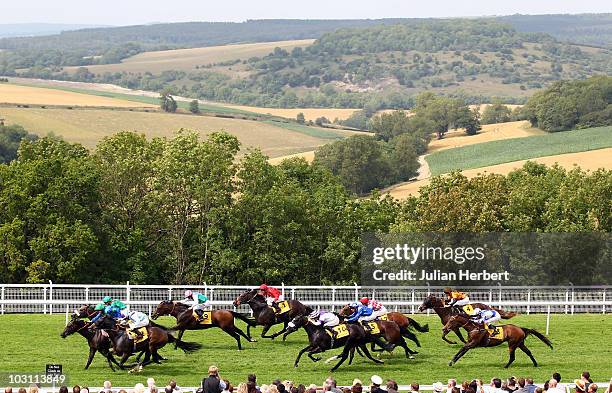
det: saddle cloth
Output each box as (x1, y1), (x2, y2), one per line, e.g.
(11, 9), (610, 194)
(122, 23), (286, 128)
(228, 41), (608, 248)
(485, 324), (504, 340)
(192, 310), (213, 324)
(462, 304), (476, 316)
(329, 323), (350, 339)
(274, 301), (291, 315)
(362, 321), (381, 335)
(127, 327), (149, 343)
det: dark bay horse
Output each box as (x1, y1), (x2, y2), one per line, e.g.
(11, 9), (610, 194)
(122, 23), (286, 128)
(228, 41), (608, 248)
(419, 294), (517, 343)
(95, 315), (202, 372)
(338, 304), (429, 348)
(151, 300), (256, 350)
(233, 289), (312, 339)
(61, 317), (123, 371)
(283, 315), (386, 371)
(443, 314), (553, 368)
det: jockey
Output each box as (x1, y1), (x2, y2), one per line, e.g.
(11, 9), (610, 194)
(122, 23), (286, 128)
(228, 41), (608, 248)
(258, 284), (284, 307)
(443, 287), (471, 309)
(309, 309), (340, 345)
(183, 289), (209, 322)
(91, 301), (128, 325)
(359, 297), (388, 321)
(470, 307), (501, 331)
(346, 301), (373, 323)
(120, 310), (150, 340)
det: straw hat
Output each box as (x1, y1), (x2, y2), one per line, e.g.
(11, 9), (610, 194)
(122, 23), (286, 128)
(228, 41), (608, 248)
(433, 382), (445, 393)
(371, 376), (383, 386)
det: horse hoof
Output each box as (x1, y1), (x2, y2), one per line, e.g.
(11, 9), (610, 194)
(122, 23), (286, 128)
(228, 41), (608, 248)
(448, 361), (454, 366)
(409, 355), (415, 359)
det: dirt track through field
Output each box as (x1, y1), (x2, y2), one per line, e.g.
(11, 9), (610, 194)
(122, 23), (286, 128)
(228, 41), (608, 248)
(384, 148), (612, 199)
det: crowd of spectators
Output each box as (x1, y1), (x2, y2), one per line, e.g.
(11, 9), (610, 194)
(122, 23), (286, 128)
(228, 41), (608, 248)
(4, 369), (611, 393)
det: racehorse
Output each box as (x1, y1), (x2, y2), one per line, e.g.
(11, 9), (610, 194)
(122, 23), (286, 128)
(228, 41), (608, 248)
(418, 294), (517, 343)
(233, 289), (312, 339)
(442, 314), (553, 368)
(282, 315), (388, 371)
(338, 304), (429, 347)
(95, 315), (202, 371)
(61, 317), (124, 371)
(151, 300), (256, 350)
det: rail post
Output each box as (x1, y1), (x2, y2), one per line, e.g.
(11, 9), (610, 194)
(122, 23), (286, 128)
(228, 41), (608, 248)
(526, 288), (531, 315)
(498, 283), (502, 308)
(281, 282), (285, 300)
(168, 287), (173, 301)
(85, 286), (89, 304)
(411, 288), (415, 315)
(603, 288), (607, 315)
(546, 305), (551, 335)
(426, 283), (431, 316)
(331, 288), (336, 312)
(570, 283), (575, 315)
(1, 285), (5, 315)
(354, 282), (359, 302)
(126, 281), (131, 311)
(209, 288), (214, 310)
(565, 288), (569, 314)
(43, 286), (48, 314)
(49, 280), (53, 315)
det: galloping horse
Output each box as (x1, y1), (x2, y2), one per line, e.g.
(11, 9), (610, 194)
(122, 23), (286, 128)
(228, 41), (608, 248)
(61, 317), (123, 371)
(419, 294), (516, 343)
(442, 314), (553, 368)
(283, 315), (387, 371)
(95, 315), (202, 371)
(151, 300), (256, 350)
(338, 304), (429, 348)
(233, 289), (312, 339)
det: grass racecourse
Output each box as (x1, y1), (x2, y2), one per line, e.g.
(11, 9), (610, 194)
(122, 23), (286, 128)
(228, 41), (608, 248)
(0, 314), (610, 387)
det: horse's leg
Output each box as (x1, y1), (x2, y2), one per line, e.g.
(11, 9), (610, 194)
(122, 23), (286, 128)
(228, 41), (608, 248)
(348, 347), (356, 365)
(360, 344), (385, 364)
(294, 345), (312, 367)
(454, 328), (467, 343)
(442, 330), (458, 345)
(449, 341), (478, 366)
(403, 329), (421, 347)
(269, 321), (288, 339)
(330, 346), (351, 371)
(175, 329), (185, 349)
(370, 341), (382, 353)
(235, 325), (256, 343)
(398, 337), (416, 359)
(223, 327), (243, 350)
(85, 347), (96, 369)
(260, 324), (274, 338)
(518, 342), (538, 367)
(504, 344), (518, 368)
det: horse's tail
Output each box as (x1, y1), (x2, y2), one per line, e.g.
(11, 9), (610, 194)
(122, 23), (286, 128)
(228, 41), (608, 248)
(167, 334), (202, 353)
(231, 311), (257, 327)
(496, 308), (518, 319)
(405, 316), (429, 332)
(523, 328), (553, 349)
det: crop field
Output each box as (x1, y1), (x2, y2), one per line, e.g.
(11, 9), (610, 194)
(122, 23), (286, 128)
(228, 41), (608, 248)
(0, 83), (156, 108)
(0, 107), (353, 157)
(425, 126), (612, 176)
(0, 314), (610, 387)
(220, 105), (359, 122)
(64, 39), (316, 74)
(384, 148), (612, 199)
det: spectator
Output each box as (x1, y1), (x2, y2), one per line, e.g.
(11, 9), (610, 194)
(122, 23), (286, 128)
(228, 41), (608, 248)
(516, 379), (529, 393)
(102, 381), (114, 393)
(486, 379), (503, 393)
(5, 388), (12, 393)
(606, 380), (612, 393)
(553, 375), (562, 384)
(268, 386), (279, 393)
(119, 390), (127, 393)
(506, 379), (518, 393)
(453, 389), (461, 393)
(387, 381), (398, 393)
(277, 383), (286, 393)
(248, 376), (259, 393)
(588, 385), (597, 393)
(351, 380), (363, 393)
(582, 374), (593, 384)
(81, 387), (90, 393)
(370, 376), (385, 393)
(169, 380), (182, 393)
(297, 385), (306, 393)
(575, 380), (587, 393)
(203, 366), (225, 393)
(306, 385), (317, 393)
(247, 382), (257, 393)
(548, 380), (564, 393)
(166, 387), (173, 393)
(324, 378), (340, 393)
(73, 386), (81, 393)
(433, 383), (445, 393)
(449, 381), (458, 393)
(525, 379), (537, 393)
(236, 384), (248, 393)
(134, 384), (146, 393)
(260, 385), (269, 393)
(59, 387), (68, 393)
(28, 386), (38, 393)
(18, 389), (25, 393)
(410, 383), (419, 393)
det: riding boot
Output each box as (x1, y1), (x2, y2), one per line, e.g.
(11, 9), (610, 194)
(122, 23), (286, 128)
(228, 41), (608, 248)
(195, 309), (204, 322)
(325, 327), (335, 347)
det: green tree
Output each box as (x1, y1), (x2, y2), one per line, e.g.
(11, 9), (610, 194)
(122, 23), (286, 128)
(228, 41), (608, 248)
(481, 103), (512, 124)
(160, 91), (178, 113)
(0, 124), (38, 163)
(296, 112), (306, 124)
(189, 100), (200, 114)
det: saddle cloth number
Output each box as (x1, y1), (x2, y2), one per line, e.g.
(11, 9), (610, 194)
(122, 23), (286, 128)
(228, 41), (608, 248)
(275, 301), (290, 314)
(192, 311), (213, 324)
(363, 321), (381, 335)
(128, 327), (148, 343)
(462, 304), (476, 316)
(330, 324), (350, 339)
(486, 325), (504, 340)
(377, 313), (389, 321)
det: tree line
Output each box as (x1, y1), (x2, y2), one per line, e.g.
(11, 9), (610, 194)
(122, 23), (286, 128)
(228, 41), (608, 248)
(1, 129), (608, 286)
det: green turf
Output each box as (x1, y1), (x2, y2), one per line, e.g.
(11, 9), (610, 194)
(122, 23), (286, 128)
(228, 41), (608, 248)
(426, 126), (612, 176)
(0, 314), (610, 388)
(264, 121), (346, 140)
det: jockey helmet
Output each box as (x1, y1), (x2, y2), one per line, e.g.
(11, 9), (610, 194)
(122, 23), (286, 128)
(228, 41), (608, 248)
(184, 289), (193, 298)
(94, 303), (105, 311)
(359, 297), (369, 305)
(309, 310), (320, 319)
(443, 287), (452, 294)
(103, 296), (113, 303)
(259, 284), (268, 290)
(350, 302), (360, 308)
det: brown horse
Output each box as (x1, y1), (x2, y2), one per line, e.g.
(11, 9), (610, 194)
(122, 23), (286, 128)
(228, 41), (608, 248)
(61, 317), (123, 371)
(95, 314), (202, 372)
(151, 301), (256, 350)
(442, 314), (552, 368)
(419, 294), (516, 344)
(233, 289), (312, 339)
(338, 304), (429, 348)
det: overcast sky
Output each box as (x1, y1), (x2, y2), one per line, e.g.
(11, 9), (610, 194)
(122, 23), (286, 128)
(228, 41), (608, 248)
(3, 0), (611, 25)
